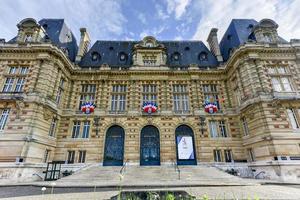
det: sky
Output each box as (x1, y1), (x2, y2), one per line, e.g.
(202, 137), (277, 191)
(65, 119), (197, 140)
(1, 0), (300, 45)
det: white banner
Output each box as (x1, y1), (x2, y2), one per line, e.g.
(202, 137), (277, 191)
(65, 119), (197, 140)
(177, 136), (194, 160)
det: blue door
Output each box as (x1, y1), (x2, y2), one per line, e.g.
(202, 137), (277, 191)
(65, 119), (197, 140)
(140, 126), (160, 166)
(175, 125), (197, 165)
(103, 126), (125, 166)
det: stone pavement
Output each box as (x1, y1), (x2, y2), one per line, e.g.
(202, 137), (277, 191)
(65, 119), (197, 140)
(2, 185), (300, 200)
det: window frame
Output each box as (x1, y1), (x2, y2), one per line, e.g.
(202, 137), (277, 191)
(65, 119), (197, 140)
(0, 109), (10, 131)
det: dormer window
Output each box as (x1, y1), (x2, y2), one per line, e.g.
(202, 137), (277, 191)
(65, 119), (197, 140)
(119, 53), (127, 62)
(199, 52), (208, 61)
(91, 52), (100, 61)
(24, 34), (32, 42)
(172, 52), (180, 61)
(263, 33), (273, 43)
(61, 47), (69, 56)
(145, 42), (153, 47)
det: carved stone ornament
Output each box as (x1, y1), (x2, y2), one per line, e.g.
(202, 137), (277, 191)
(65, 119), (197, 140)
(43, 106), (53, 120)
(15, 100), (25, 119)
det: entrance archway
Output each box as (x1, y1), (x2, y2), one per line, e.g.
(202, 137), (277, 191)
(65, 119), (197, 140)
(140, 125), (160, 166)
(103, 125), (125, 166)
(175, 125), (197, 165)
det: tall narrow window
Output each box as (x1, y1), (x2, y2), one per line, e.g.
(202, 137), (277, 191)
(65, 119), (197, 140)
(82, 121), (90, 138)
(14, 78), (25, 92)
(0, 109), (10, 131)
(203, 84), (220, 109)
(209, 121), (218, 138)
(219, 121), (227, 137)
(20, 67), (28, 75)
(213, 149), (222, 162)
(287, 109), (300, 129)
(224, 150), (232, 162)
(2, 78), (14, 92)
(48, 118), (57, 137)
(67, 151), (75, 164)
(173, 85), (189, 113)
(43, 149), (51, 163)
(9, 67), (17, 74)
(111, 85), (127, 112)
(142, 85), (157, 104)
(242, 117), (250, 136)
(71, 121), (81, 138)
(248, 148), (255, 162)
(79, 84), (96, 109)
(56, 79), (65, 105)
(78, 150), (86, 163)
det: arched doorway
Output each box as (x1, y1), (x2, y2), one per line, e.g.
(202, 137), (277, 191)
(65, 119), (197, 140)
(140, 125), (160, 166)
(103, 125), (125, 166)
(175, 125), (197, 165)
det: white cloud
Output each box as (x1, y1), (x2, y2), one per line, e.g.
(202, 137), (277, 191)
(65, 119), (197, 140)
(192, 0), (300, 42)
(139, 25), (167, 39)
(0, 0), (127, 43)
(138, 13), (147, 24)
(155, 4), (169, 20)
(165, 0), (191, 19)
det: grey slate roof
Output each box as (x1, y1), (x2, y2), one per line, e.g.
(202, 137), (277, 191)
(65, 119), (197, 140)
(219, 19), (258, 61)
(79, 40), (218, 68)
(39, 19), (78, 61)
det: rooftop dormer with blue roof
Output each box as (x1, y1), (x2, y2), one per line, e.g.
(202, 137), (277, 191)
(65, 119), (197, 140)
(8, 18), (288, 68)
(219, 19), (287, 61)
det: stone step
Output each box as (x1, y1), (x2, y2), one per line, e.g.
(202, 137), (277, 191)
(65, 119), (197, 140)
(56, 165), (256, 187)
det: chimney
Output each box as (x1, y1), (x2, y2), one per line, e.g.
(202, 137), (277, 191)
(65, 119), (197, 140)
(76, 28), (91, 62)
(207, 28), (223, 62)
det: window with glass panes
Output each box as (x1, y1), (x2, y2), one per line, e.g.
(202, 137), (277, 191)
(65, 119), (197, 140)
(79, 84), (96, 109)
(241, 117), (250, 136)
(111, 85), (127, 112)
(2, 66), (28, 93)
(173, 85), (189, 113)
(248, 148), (255, 162)
(203, 84), (220, 109)
(71, 121), (90, 138)
(213, 149), (222, 162)
(78, 150), (86, 163)
(48, 118), (57, 137)
(209, 120), (228, 138)
(287, 109), (300, 130)
(0, 109), (10, 131)
(71, 121), (81, 138)
(142, 85), (157, 104)
(67, 151), (75, 164)
(224, 150), (232, 162)
(268, 66), (293, 92)
(43, 149), (51, 163)
(56, 79), (65, 105)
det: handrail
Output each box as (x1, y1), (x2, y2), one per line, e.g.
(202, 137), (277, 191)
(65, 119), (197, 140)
(255, 171), (266, 179)
(119, 159), (128, 176)
(172, 159), (181, 180)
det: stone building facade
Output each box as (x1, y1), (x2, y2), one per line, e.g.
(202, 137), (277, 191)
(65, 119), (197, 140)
(1, 18), (300, 181)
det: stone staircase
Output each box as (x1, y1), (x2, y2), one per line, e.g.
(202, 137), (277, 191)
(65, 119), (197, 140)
(54, 165), (258, 187)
